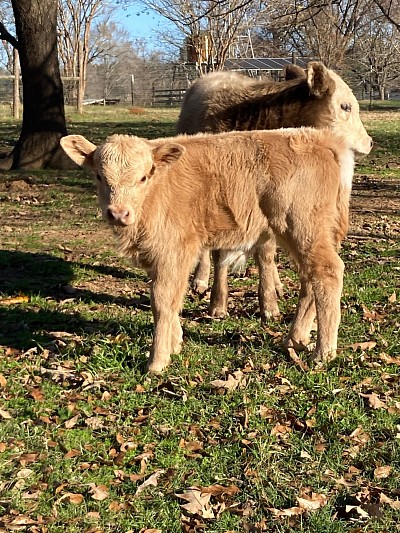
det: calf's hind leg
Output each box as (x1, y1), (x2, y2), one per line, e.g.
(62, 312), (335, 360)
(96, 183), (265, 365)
(192, 249), (210, 294)
(209, 249), (229, 317)
(311, 252), (344, 361)
(209, 241), (284, 320)
(283, 278), (316, 351)
(284, 245), (344, 362)
(254, 237), (282, 321)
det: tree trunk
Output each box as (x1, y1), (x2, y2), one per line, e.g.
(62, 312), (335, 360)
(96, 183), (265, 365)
(9, 0), (68, 169)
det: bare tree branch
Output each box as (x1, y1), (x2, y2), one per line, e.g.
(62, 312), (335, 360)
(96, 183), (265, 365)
(371, 0), (400, 31)
(0, 21), (18, 48)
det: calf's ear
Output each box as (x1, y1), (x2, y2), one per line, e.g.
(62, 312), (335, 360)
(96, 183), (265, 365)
(60, 135), (97, 170)
(152, 142), (185, 167)
(284, 64), (305, 81)
(306, 61), (335, 98)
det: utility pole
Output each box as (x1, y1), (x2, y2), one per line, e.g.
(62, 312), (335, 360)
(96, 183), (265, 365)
(131, 75), (135, 106)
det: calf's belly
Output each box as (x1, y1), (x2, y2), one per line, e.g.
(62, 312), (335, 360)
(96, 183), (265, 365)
(205, 224), (268, 251)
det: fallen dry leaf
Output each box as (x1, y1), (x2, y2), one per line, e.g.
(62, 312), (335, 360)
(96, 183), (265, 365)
(349, 341), (377, 351)
(64, 414), (80, 428)
(287, 347), (309, 371)
(1, 515), (38, 529)
(380, 493), (400, 510)
(0, 407), (12, 419)
(64, 449), (81, 459)
(16, 468), (34, 479)
(388, 291), (396, 303)
(176, 487), (213, 517)
(200, 484), (240, 497)
(18, 453), (39, 466)
(0, 373), (7, 388)
(135, 470), (165, 496)
(21, 489), (42, 500)
(359, 392), (387, 409)
(379, 353), (400, 366)
(85, 416), (104, 429)
(210, 370), (244, 392)
(297, 492), (328, 511)
(0, 295), (29, 305)
(90, 483), (109, 501)
(374, 465), (392, 479)
(29, 387), (44, 402)
(362, 305), (385, 322)
(271, 423), (292, 437)
(345, 505), (370, 519)
(268, 506), (305, 517)
(57, 492), (84, 505)
(109, 501), (124, 512)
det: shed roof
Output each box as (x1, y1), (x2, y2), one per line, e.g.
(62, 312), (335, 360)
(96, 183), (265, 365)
(224, 57), (310, 71)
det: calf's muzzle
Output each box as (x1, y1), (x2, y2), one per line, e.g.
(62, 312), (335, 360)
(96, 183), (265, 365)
(107, 205), (132, 226)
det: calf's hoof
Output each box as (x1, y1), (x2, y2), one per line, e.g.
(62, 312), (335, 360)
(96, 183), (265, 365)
(311, 348), (337, 363)
(209, 305), (228, 318)
(283, 335), (312, 353)
(171, 339), (183, 355)
(260, 307), (280, 323)
(146, 356), (171, 375)
(275, 283), (284, 298)
(192, 279), (208, 295)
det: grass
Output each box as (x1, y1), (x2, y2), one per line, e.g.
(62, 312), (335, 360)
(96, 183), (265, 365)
(0, 105), (399, 532)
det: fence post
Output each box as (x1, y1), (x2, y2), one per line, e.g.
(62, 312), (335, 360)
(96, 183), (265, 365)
(13, 48), (20, 120)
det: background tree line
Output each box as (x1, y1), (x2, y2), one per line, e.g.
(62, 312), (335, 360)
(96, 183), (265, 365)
(0, 0), (399, 169)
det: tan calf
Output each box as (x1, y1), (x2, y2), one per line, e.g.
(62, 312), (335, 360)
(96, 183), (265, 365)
(177, 61), (372, 320)
(61, 128), (355, 373)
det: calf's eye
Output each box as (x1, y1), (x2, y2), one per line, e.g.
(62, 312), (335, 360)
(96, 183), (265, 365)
(140, 176), (147, 183)
(341, 102), (352, 113)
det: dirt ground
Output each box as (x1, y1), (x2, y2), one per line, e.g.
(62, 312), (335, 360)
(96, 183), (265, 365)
(350, 175), (400, 240)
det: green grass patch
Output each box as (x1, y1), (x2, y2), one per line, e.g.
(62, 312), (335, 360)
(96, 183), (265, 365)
(0, 106), (399, 532)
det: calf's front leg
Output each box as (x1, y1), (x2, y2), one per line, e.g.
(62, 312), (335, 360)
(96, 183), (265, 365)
(147, 262), (192, 374)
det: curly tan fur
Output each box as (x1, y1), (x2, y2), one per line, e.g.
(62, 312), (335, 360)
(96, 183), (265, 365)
(62, 127), (357, 373)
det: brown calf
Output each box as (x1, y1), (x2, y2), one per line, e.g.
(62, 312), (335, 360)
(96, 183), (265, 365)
(61, 128), (355, 373)
(177, 62), (372, 320)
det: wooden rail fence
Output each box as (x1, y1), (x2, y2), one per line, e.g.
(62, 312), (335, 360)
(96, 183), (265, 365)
(152, 88), (187, 107)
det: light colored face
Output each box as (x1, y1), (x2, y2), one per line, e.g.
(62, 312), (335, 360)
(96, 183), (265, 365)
(94, 138), (155, 226)
(59, 134), (185, 227)
(328, 71), (372, 155)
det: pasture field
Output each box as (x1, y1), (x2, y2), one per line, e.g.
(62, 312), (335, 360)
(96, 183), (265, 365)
(0, 105), (399, 532)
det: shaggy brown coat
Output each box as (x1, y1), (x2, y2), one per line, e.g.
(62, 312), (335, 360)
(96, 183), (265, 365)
(61, 128), (355, 374)
(177, 61), (372, 320)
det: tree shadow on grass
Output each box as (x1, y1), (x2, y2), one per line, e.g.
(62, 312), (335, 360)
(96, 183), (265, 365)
(0, 250), (261, 370)
(0, 250), (153, 370)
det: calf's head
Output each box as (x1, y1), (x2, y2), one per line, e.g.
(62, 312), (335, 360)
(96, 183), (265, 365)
(302, 62), (372, 156)
(60, 134), (185, 227)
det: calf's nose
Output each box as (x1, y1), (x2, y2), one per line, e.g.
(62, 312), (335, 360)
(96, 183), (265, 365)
(107, 206), (131, 225)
